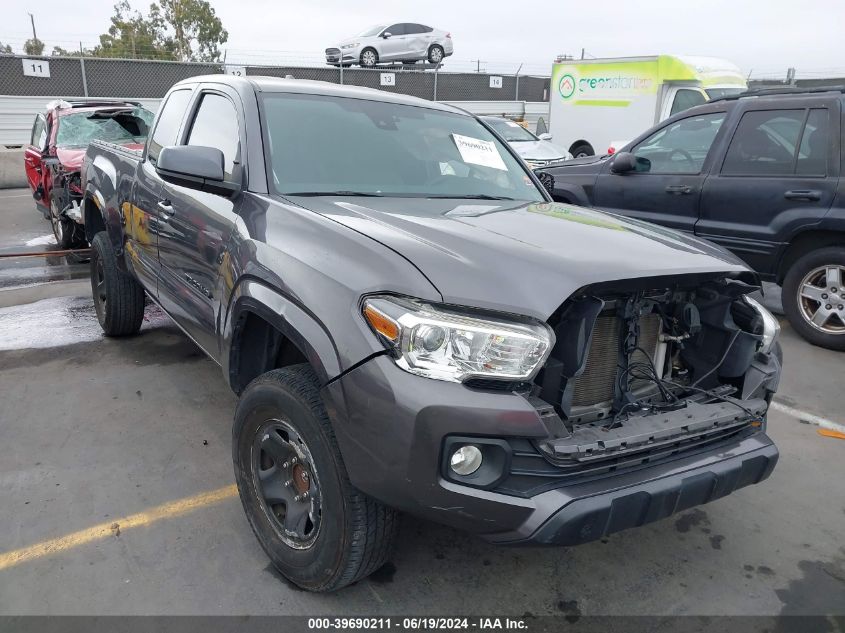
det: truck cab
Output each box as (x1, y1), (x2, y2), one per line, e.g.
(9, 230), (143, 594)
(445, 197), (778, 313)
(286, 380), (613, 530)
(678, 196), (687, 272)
(548, 55), (747, 158)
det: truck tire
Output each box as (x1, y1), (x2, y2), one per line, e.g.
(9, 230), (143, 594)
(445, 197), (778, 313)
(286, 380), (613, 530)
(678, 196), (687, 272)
(90, 232), (146, 337)
(570, 143), (594, 158)
(782, 246), (845, 351)
(233, 365), (399, 592)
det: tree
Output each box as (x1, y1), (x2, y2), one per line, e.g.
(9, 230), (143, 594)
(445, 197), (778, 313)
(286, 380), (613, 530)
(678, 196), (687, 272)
(24, 38), (45, 55)
(0, 42), (13, 54)
(158, 0), (228, 62)
(94, 0), (176, 60)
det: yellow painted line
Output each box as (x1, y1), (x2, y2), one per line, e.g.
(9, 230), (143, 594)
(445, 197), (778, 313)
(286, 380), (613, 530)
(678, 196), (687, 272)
(0, 484), (238, 572)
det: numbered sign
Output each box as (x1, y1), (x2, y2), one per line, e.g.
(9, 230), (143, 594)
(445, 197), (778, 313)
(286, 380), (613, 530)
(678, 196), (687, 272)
(225, 65), (246, 77)
(22, 59), (50, 78)
(380, 73), (395, 87)
(489, 76), (503, 89)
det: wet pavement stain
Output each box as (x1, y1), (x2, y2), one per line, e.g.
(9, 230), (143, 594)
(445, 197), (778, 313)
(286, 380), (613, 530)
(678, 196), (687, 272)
(556, 599), (581, 623)
(775, 558), (845, 622)
(674, 508), (709, 533)
(709, 535), (725, 550)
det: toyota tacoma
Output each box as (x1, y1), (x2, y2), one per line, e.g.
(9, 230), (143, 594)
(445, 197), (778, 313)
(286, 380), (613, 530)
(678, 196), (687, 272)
(81, 75), (782, 592)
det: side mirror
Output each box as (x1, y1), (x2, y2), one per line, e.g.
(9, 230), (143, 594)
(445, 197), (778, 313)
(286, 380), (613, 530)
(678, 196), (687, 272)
(382, 31), (392, 38)
(155, 145), (236, 194)
(537, 133), (553, 141)
(610, 151), (637, 174)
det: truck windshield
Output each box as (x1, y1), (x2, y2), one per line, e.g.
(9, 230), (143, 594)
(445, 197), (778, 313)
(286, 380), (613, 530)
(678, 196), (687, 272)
(482, 117), (538, 142)
(56, 107), (155, 148)
(262, 93), (545, 202)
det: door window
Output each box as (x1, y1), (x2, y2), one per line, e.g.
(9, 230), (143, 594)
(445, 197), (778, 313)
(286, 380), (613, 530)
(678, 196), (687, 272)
(385, 24), (406, 36)
(30, 116), (46, 148)
(147, 88), (192, 163)
(721, 109), (807, 176)
(186, 93), (240, 181)
(631, 112), (726, 174)
(405, 24), (427, 34)
(670, 89), (707, 116)
(796, 109), (829, 176)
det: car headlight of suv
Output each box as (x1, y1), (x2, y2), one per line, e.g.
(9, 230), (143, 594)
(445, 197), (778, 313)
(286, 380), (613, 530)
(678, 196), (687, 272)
(744, 296), (780, 354)
(362, 295), (554, 382)
(341, 42), (359, 49)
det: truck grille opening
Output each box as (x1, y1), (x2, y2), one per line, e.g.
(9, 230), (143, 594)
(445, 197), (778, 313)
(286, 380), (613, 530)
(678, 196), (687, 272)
(571, 313), (661, 408)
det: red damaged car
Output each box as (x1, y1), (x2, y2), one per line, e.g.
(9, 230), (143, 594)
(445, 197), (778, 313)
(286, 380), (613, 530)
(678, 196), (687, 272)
(24, 99), (154, 248)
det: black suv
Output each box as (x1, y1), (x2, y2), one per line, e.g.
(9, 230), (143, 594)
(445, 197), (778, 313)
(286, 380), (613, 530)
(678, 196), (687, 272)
(538, 88), (845, 350)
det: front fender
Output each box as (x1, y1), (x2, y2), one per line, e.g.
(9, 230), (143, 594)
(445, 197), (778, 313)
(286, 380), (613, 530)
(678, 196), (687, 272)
(222, 279), (342, 392)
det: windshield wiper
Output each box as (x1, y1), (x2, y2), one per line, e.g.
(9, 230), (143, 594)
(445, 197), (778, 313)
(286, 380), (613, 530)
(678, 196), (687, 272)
(425, 194), (516, 200)
(284, 190), (384, 197)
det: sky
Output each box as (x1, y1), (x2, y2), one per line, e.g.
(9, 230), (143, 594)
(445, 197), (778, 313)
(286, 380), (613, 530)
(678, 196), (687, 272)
(3, 0), (844, 78)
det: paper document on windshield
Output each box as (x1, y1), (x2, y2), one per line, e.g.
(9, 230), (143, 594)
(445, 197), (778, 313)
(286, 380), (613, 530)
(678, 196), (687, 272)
(452, 134), (508, 171)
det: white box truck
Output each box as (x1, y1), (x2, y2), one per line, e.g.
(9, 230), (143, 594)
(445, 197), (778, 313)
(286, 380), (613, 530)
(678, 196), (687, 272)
(547, 55), (747, 158)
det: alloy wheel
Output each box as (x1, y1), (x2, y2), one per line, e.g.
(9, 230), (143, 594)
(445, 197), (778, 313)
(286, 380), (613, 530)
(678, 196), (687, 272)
(50, 198), (64, 245)
(361, 50), (376, 67)
(430, 47), (443, 63)
(252, 419), (322, 549)
(797, 264), (845, 334)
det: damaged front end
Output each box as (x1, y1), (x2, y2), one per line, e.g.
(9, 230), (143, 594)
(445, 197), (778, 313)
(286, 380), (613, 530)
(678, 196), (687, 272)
(491, 272), (781, 497)
(44, 159), (85, 245)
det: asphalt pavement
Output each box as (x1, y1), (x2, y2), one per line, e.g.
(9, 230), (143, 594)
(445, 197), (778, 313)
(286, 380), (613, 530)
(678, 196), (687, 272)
(0, 188), (843, 617)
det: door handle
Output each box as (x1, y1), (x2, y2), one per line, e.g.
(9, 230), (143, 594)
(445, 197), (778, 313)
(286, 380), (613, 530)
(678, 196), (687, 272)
(784, 190), (821, 201)
(665, 185), (692, 195)
(157, 199), (174, 218)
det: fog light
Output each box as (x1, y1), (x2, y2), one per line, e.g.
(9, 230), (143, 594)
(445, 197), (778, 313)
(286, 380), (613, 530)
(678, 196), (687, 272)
(450, 445), (482, 475)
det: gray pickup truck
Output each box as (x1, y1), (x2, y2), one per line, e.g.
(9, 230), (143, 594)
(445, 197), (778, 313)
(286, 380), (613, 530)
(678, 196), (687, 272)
(81, 75), (782, 592)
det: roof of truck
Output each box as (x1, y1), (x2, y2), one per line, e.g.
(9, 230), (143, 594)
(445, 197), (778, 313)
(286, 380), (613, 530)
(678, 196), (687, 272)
(171, 74), (469, 116)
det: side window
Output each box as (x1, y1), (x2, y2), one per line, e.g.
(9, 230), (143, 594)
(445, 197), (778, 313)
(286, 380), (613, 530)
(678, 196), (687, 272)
(631, 112), (726, 174)
(405, 24), (425, 34)
(186, 93), (240, 181)
(31, 116), (46, 148)
(670, 89), (707, 116)
(721, 109), (805, 176)
(147, 89), (192, 163)
(385, 23), (405, 36)
(796, 109), (829, 176)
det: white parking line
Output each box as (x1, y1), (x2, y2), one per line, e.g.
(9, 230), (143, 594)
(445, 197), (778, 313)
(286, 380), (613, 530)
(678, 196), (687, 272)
(0, 194), (31, 199)
(770, 401), (845, 434)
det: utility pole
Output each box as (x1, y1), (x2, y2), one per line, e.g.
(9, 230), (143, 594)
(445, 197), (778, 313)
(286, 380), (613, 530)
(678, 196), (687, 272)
(472, 59), (486, 73)
(28, 13), (37, 40)
(580, 47), (585, 60)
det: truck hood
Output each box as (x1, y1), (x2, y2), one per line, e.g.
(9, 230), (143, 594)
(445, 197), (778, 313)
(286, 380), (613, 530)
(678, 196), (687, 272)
(295, 197), (751, 320)
(509, 140), (569, 161)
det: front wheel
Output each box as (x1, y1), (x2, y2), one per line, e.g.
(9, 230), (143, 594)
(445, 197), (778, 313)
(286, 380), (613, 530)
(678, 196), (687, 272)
(570, 143), (594, 159)
(782, 246), (845, 350)
(90, 232), (146, 336)
(360, 48), (378, 68)
(50, 193), (83, 249)
(233, 365), (399, 592)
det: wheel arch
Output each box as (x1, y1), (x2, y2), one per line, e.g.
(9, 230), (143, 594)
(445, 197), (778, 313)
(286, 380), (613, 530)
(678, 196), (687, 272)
(568, 140), (594, 156)
(224, 279), (342, 395)
(776, 230), (845, 284)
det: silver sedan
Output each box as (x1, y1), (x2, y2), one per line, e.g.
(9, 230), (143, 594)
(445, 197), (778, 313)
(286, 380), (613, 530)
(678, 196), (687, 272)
(326, 23), (454, 68)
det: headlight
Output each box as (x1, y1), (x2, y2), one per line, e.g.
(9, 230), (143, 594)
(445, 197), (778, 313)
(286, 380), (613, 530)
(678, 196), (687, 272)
(744, 296), (780, 354)
(362, 296), (554, 382)
(341, 43), (359, 49)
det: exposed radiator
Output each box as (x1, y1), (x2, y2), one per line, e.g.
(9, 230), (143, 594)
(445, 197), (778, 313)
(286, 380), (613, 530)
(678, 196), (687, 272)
(571, 313), (661, 408)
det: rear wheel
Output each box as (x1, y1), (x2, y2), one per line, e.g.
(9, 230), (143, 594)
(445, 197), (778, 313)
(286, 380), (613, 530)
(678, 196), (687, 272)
(360, 48), (378, 67)
(427, 45), (445, 64)
(782, 246), (845, 350)
(233, 365), (399, 592)
(570, 143), (594, 159)
(90, 232), (145, 337)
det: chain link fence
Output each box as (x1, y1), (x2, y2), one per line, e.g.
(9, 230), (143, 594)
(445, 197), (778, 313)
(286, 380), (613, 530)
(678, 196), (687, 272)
(0, 54), (549, 103)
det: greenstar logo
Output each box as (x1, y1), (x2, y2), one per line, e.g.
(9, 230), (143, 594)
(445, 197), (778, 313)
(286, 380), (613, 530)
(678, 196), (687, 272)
(558, 73), (576, 99)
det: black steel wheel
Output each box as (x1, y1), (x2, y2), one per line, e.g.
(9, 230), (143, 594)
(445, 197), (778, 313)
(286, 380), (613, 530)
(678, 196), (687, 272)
(233, 365), (399, 592)
(89, 232), (145, 337)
